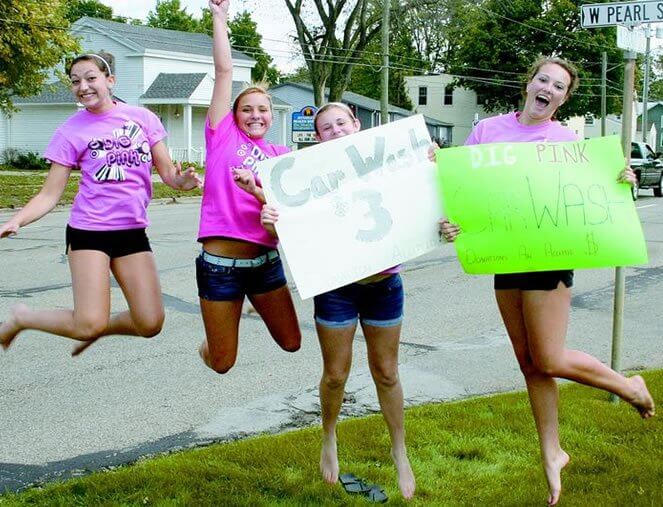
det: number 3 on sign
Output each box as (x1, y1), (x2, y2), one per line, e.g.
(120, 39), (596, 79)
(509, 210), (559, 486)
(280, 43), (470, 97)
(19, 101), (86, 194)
(353, 189), (392, 242)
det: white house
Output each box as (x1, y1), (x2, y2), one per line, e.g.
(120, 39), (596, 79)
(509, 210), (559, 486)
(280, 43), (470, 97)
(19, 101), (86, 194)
(405, 74), (491, 145)
(404, 74), (595, 145)
(0, 17), (292, 163)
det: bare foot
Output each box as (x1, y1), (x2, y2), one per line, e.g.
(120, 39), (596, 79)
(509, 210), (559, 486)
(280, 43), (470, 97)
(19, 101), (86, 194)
(319, 433), (339, 484)
(71, 337), (101, 357)
(0, 304), (29, 350)
(391, 447), (416, 500)
(198, 341), (212, 368)
(625, 375), (655, 419)
(543, 449), (570, 506)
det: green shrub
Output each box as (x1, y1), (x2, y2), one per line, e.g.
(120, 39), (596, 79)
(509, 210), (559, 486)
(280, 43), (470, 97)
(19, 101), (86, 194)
(1, 148), (49, 170)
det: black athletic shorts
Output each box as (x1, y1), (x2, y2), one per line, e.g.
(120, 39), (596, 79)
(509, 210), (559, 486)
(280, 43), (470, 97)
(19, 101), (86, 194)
(65, 225), (152, 259)
(494, 270), (574, 291)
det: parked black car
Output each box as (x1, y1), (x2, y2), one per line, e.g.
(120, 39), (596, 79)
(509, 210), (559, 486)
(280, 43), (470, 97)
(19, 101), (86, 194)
(630, 141), (663, 199)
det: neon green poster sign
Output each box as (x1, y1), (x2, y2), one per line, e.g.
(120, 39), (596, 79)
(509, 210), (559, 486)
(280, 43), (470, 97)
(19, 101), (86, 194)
(436, 136), (648, 274)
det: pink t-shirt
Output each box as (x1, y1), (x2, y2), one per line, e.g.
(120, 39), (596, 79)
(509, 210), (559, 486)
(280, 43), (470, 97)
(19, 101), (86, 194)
(44, 102), (166, 231)
(465, 112), (578, 145)
(198, 111), (290, 248)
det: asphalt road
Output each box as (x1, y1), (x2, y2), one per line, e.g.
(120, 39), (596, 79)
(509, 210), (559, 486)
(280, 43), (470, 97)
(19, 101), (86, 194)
(1, 194), (662, 492)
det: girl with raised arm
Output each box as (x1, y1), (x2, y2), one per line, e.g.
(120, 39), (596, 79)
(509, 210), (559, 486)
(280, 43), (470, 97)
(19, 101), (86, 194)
(196, 0), (301, 374)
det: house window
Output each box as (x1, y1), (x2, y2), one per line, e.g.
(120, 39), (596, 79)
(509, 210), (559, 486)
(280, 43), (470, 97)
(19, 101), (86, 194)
(418, 86), (427, 105)
(444, 86), (453, 106)
(584, 114), (595, 126)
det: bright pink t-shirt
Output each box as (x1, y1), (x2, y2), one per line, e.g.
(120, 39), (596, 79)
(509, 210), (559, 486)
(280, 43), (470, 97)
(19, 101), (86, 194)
(44, 102), (166, 231)
(465, 112), (578, 145)
(198, 111), (290, 248)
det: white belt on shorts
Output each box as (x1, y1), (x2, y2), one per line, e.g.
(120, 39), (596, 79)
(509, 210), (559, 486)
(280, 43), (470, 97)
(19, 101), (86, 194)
(201, 249), (279, 268)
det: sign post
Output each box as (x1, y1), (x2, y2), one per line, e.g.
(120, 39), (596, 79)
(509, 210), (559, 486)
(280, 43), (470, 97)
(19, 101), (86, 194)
(579, 1), (655, 401)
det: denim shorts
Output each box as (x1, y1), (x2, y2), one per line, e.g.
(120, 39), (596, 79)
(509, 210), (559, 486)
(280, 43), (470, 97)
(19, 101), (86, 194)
(314, 274), (404, 328)
(65, 225), (151, 258)
(494, 270), (574, 291)
(196, 250), (287, 301)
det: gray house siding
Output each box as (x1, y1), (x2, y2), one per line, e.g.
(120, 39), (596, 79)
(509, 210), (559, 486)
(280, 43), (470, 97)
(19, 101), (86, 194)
(270, 82), (453, 148)
(3, 106), (76, 153)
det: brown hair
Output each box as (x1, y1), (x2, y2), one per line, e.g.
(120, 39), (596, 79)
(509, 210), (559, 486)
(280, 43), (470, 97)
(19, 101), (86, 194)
(526, 56), (579, 100)
(313, 102), (357, 135)
(232, 84), (273, 115)
(67, 51), (115, 77)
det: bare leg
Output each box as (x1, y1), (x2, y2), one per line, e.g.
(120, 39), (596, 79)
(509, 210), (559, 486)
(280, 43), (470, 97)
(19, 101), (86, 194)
(199, 297), (243, 374)
(248, 285), (301, 352)
(72, 252), (165, 355)
(522, 288), (655, 418)
(363, 322), (415, 500)
(4, 250), (114, 351)
(316, 322), (355, 484)
(496, 289), (568, 506)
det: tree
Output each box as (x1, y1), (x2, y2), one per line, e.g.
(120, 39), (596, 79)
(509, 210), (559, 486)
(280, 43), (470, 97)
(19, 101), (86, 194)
(282, 65), (311, 84)
(0, 0), (79, 115)
(444, 0), (624, 119)
(285, 0), (383, 106)
(347, 19), (423, 109)
(147, 0), (196, 32)
(398, 0), (464, 74)
(64, 0), (113, 22)
(228, 11), (280, 85)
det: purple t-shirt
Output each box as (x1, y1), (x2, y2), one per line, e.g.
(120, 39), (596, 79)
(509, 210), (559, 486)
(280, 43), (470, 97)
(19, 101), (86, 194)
(465, 112), (578, 145)
(198, 111), (290, 248)
(44, 102), (167, 231)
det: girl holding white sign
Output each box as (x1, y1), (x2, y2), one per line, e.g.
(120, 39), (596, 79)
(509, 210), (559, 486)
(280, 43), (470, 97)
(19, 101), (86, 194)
(196, 0), (301, 374)
(261, 102), (416, 500)
(440, 56), (654, 506)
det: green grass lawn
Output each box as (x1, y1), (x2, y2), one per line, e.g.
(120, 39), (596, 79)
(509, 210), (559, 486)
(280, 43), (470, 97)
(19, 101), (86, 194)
(1, 370), (661, 506)
(0, 173), (201, 209)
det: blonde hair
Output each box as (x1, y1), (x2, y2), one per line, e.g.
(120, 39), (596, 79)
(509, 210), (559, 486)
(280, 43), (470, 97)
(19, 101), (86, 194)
(526, 56), (579, 100)
(313, 102), (357, 135)
(232, 84), (273, 115)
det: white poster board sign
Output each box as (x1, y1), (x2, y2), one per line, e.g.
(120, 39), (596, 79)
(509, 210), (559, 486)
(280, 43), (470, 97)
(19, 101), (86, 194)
(257, 115), (443, 300)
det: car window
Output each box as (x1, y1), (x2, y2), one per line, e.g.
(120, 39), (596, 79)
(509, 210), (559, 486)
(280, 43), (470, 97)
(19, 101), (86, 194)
(631, 145), (641, 158)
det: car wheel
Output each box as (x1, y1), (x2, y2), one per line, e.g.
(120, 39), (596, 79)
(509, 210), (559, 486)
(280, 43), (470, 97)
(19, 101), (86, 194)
(632, 178), (640, 200)
(654, 174), (663, 197)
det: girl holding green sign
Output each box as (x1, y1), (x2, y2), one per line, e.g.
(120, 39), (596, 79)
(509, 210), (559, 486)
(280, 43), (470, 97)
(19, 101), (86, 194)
(440, 56), (654, 506)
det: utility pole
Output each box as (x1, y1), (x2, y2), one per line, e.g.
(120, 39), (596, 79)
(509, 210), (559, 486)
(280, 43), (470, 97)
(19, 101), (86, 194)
(642, 27), (651, 143)
(380, 0), (390, 125)
(601, 52), (607, 137)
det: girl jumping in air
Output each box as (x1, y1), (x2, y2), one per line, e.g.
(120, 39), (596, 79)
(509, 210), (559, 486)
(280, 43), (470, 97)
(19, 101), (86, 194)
(0, 51), (201, 353)
(261, 102), (416, 500)
(196, 0), (301, 374)
(440, 56), (655, 506)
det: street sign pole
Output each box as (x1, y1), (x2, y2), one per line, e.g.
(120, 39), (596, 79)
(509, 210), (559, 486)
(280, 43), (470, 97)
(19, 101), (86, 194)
(610, 50), (637, 402)
(579, 2), (652, 404)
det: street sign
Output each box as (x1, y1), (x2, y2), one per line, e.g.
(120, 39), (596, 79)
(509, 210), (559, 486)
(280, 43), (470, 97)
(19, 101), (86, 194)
(581, 1), (663, 28)
(617, 25), (648, 53)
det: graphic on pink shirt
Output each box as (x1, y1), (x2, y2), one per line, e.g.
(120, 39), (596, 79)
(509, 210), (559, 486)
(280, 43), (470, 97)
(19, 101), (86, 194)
(89, 121), (153, 182)
(231, 142), (271, 183)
